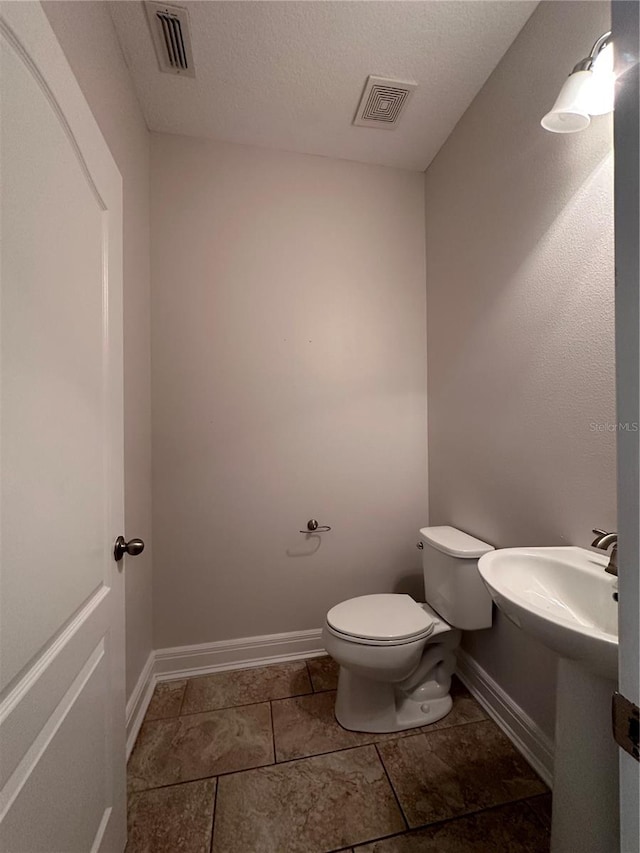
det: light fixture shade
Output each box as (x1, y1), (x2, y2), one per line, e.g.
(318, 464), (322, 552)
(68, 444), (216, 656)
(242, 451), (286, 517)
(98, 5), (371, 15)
(588, 42), (615, 115)
(541, 70), (592, 133)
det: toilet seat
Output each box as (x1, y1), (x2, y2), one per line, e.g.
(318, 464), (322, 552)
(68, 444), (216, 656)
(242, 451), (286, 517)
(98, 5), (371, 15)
(326, 594), (435, 646)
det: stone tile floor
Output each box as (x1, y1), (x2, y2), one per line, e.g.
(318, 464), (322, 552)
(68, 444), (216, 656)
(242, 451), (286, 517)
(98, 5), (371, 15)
(126, 656), (551, 853)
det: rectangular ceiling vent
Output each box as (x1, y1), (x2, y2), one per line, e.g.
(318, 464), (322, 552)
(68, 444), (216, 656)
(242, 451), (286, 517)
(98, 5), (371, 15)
(145, 1), (195, 77)
(353, 76), (417, 129)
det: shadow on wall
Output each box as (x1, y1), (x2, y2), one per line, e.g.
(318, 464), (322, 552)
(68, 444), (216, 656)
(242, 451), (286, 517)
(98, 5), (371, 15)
(286, 533), (322, 558)
(392, 572), (424, 601)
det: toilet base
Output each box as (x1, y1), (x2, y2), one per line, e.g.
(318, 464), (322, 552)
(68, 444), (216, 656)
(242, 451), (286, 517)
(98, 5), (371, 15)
(335, 674), (453, 733)
(334, 637), (457, 734)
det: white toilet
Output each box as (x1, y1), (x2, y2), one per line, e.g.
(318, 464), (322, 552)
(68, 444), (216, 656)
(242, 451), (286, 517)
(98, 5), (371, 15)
(322, 526), (494, 733)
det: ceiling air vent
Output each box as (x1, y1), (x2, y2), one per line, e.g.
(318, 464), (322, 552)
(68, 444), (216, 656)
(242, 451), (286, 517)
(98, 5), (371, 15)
(353, 76), (417, 129)
(145, 1), (195, 77)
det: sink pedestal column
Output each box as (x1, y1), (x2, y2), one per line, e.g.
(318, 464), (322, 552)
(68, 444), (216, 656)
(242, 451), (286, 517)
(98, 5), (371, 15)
(552, 658), (619, 853)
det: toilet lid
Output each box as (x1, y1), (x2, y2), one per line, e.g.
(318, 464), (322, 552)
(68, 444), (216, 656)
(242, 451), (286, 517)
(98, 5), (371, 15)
(326, 594), (435, 642)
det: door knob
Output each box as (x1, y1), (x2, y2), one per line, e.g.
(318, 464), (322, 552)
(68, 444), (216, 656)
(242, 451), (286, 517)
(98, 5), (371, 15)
(114, 536), (145, 562)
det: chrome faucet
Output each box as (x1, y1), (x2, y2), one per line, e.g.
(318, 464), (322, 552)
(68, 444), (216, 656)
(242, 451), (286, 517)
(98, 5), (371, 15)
(591, 529), (618, 576)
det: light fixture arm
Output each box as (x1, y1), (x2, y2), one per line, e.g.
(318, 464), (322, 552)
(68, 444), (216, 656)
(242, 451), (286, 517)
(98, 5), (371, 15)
(571, 31), (612, 73)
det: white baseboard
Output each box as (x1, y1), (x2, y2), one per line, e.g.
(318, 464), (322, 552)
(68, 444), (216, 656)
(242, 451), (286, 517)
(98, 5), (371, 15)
(125, 628), (326, 758)
(456, 649), (555, 789)
(154, 628), (325, 681)
(125, 650), (156, 760)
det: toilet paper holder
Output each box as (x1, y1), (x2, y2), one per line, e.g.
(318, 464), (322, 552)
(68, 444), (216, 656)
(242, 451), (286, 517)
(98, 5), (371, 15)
(300, 519), (331, 533)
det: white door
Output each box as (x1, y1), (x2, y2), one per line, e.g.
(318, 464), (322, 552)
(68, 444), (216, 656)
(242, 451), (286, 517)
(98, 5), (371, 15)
(612, 2), (640, 851)
(0, 3), (126, 851)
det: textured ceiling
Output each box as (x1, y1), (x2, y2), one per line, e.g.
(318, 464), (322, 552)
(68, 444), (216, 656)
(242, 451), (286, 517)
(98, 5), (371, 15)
(110, 1), (538, 171)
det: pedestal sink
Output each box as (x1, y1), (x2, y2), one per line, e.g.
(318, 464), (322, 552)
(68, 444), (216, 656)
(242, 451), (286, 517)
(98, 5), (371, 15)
(478, 547), (619, 853)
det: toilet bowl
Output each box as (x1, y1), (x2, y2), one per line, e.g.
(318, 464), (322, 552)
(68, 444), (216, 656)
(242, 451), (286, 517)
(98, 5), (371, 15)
(324, 526), (494, 733)
(323, 596), (461, 732)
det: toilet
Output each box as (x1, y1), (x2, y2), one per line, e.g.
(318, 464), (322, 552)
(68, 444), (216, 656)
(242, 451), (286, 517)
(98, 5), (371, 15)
(322, 526), (494, 733)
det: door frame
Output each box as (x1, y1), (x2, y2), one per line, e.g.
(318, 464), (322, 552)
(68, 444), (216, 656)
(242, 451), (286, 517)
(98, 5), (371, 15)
(612, 2), (640, 851)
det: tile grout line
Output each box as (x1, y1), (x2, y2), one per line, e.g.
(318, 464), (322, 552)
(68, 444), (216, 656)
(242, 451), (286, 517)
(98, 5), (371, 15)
(130, 766), (546, 820)
(326, 825), (412, 853)
(145, 689), (315, 725)
(176, 681), (188, 717)
(209, 775), (220, 853)
(305, 659), (315, 693)
(272, 715), (493, 765)
(523, 793), (552, 832)
(180, 693), (481, 725)
(142, 688), (483, 726)
(373, 742), (409, 831)
(129, 741), (399, 795)
(129, 717), (500, 796)
(324, 795), (553, 853)
(326, 826), (409, 853)
(269, 700), (277, 763)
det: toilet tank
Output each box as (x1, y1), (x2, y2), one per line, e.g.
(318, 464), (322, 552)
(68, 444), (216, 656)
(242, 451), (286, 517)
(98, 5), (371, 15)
(419, 526), (495, 630)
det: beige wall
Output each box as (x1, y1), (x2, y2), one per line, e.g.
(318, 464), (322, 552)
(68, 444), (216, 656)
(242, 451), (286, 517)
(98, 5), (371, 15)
(425, 0), (615, 737)
(44, 1), (153, 700)
(151, 133), (427, 649)
(45, 0), (614, 738)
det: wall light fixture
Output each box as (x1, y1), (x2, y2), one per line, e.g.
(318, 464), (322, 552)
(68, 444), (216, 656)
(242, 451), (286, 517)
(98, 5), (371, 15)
(541, 31), (614, 133)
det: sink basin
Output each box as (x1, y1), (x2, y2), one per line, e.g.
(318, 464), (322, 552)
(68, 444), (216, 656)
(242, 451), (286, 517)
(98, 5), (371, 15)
(477, 546), (618, 679)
